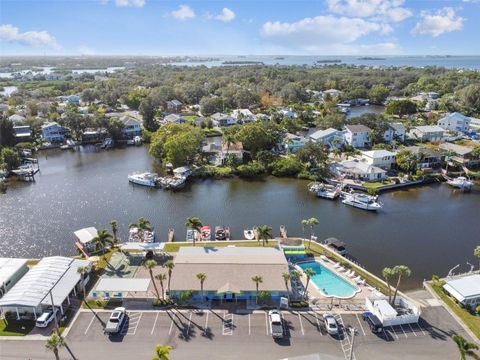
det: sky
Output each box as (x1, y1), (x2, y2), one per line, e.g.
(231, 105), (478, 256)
(1, 0), (479, 56)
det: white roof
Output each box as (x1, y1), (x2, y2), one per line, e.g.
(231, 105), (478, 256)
(120, 242), (165, 251)
(439, 112), (470, 123)
(74, 227), (98, 244)
(373, 299), (397, 318)
(95, 278), (150, 292)
(310, 128), (341, 141)
(0, 257), (91, 308)
(413, 125), (445, 133)
(361, 150), (396, 159)
(443, 275), (480, 302)
(0, 258), (28, 286)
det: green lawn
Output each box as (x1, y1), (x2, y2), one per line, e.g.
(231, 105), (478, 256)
(363, 180), (395, 190)
(0, 319), (35, 336)
(163, 240), (279, 252)
(430, 282), (480, 339)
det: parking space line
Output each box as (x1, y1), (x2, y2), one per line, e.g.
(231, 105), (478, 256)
(265, 312), (269, 335)
(382, 329), (391, 341)
(389, 326), (399, 340)
(408, 323), (417, 337)
(222, 313), (234, 336)
(204, 311), (209, 335)
(248, 314), (251, 336)
(313, 312), (322, 335)
(187, 312), (193, 335)
(151, 312), (159, 335)
(298, 313), (305, 336)
(355, 314), (366, 336)
(416, 322), (426, 336)
(169, 312), (176, 335)
(125, 312), (142, 335)
(399, 324), (408, 339)
(84, 314), (95, 335)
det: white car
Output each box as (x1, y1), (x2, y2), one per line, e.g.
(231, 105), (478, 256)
(104, 307), (127, 335)
(36, 309), (57, 328)
(268, 310), (284, 338)
(323, 313), (339, 336)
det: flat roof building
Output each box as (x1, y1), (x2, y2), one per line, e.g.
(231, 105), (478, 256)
(443, 274), (480, 309)
(0, 258), (29, 298)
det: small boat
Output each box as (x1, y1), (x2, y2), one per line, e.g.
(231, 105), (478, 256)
(446, 176), (474, 190)
(215, 226), (228, 240)
(129, 227), (156, 243)
(200, 226), (211, 241)
(186, 229), (198, 242)
(308, 182), (341, 200)
(128, 172), (158, 187)
(133, 136), (142, 146)
(244, 229), (255, 240)
(325, 238), (347, 256)
(100, 138), (113, 149)
(167, 229), (174, 242)
(342, 192), (382, 211)
(60, 144), (71, 150)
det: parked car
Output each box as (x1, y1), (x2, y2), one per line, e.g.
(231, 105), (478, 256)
(35, 309), (58, 328)
(323, 313), (339, 336)
(362, 311), (383, 333)
(104, 307), (127, 335)
(268, 310), (284, 339)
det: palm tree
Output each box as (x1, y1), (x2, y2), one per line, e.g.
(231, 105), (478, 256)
(144, 259), (160, 299)
(452, 334), (479, 360)
(303, 268), (316, 298)
(130, 217), (152, 243)
(256, 225), (272, 247)
(196, 273), (207, 302)
(282, 272), (291, 299)
(391, 265), (412, 304)
(252, 275), (263, 304)
(382, 267), (395, 304)
(45, 333), (65, 360)
(77, 266), (88, 302)
(91, 229), (114, 254)
(185, 216), (202, 247)
(474, 246), (480, 270)
(307, 217), (319, 249)
(155, 273), (167, 300)
(152, 343), (173, 360)
(223, 132), (236, 156)
(163, 260), (175, 294)
(301, 219), (309, 246)
(110, 220), (118, 244)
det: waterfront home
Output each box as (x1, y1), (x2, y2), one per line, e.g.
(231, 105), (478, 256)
(361, 150), (397, 170)
(309, 128), (344, 149)
(0, 258), (28, 298)
(279, 108), (297, 119)
(8, 114), (26, 124)
(439, 143), (480, 167)
(365, 295), (420, 327)
(284, 133), (307, 153)
(211, 112), (237, 127)
(322, 89), (342, 98)
(330, 158), (387, 182)
(404, 146), (443, 169)
(231, 109), (256, 122)
(119, 116), (142, 139)
(169, 247), (289, 304)
(0, 256), (91, 320)
(383, 122), (406, 143)
(443, 274), (480, 310)
(41, 121), (69, 143)
(74, 227), (99, 254)
(81, 128), (107, 143)
(408, 125), (445, 142)
(221, 142), (244, 163)
(437, 112), (471, 133)
(13, 125), (32, 143)
(343, 124), (372, 149)
(163, 114), (186, 124)
(67, 95), (81, 105)
(166, 99), (182, 113)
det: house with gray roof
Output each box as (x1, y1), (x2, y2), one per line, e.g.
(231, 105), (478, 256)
(409, 125), (445, 142)
(437, 112), (471, 133)
(443, 274), (480, 309)
(330, 158), (387, 182)
(309, 128), (344, 149)
(344, 125), (371, 148)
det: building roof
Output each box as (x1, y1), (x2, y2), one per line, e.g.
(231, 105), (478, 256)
(95, 278), (150, 292)
(443, 275), (480, 302)
(439, 143), (473, 156)
(389, 122), (406, 133)
(404, 146), (441, 159)
(222, 142), (243, 152)
(345, 124), (371, 133)
(74, 227), (98, 244)
(361, 150), (396, 159)
(337, 159), (386, 175)
(0, 256), (91, 308)
(413, 125), (445, 133)
(439, 112), (471, 123)
(164, 114), (185, 122)
(119, 116), (141, 127)
(373, 299), (397, 318)
(170, 247), (288, 292)
(8, 114), (26, 122)
(309, 128), (341, 141)
(167, 99), (182, 106)
(0, 258), (28, 287)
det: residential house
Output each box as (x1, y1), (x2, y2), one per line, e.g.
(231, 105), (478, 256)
(279, 108), (297, 119)
(0, 104), (9, 113)
(404, 146), (443, 169)
(443, 274), (480, 310)
(330, 159), (387, 182)
(437, 112), (471, 133)
(343, 124), (372, 148)
(119, 116), (142, 139)
(220, 142), (244, 164)
(383, 123), (406, 143)
(284, 133), (307, 153)
(309, 128), (344, 149)
(322, 89), (342, 98)
(163, 114), (186, 124)
(67, 95), (81, 105)
(8, 114), (26, 124)
(361, 150), (397, 170)
(211, 113), (237, 127)
(0, 258), (28, 298)
(13, 126), (32, 143)
(166, 99), (182, 113)
(439, 143), (480, 167)
(231, 109), (255, 123)
(81, 129), (108, 144)
(408, 125), (445, 142)
(41, 121), (69, 143)
(202, 140), (244, 165)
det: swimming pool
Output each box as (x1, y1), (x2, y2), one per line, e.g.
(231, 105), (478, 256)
(297, 261), (360, 299)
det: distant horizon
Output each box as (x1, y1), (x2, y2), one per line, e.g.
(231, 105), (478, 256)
(1, 54), (480, 58)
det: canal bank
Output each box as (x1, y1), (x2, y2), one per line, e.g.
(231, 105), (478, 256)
(0, 145), (478, 290)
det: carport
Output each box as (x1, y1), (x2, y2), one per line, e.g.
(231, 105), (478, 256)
(91, 278), (151, 299)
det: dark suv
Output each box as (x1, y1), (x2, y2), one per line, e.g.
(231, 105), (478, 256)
(362, 311), (383, 333)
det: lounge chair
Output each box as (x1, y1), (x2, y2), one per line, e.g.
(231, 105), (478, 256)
(339, 266), (347, 272)
(320, 255), (329, 262)
(333, 263), (340, 269)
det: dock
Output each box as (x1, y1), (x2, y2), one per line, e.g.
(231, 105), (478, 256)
(167, 229), (174, 242)
(280, 225), (287, 239)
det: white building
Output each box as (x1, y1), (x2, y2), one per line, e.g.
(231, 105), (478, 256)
(344, 125), (372, 148)
(322, 89), (342, 98)
(443, 274), (480, 309)
(0, 258), (28, 298)
(279, 108), (297, 119)
(41, 121), (69, 143)
(231, 109), (255, 122)
(437, 112), (471, 133)
(365, 296), (420, 327)
(409, 125), (445, 142)
(383, 123), (406, 143)
(163, 114), (186, 124)
(330, 159), (387, 182)
(211, 113), (237, 127)
(309, 128), (344, 149)
(361, 150), (397, 170)
(119, 116), (142, 139)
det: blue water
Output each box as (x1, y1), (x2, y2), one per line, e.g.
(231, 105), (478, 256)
(298, 261), (359, 298)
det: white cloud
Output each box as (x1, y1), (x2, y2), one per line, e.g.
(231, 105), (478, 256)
(411, 7), (464, 37)
(260, 15), (392, 53)
(327, 0), (412, 23)
(214, 8), (236, 22)
(171, 5), (195, 20)
(114, 0), (145, 7)
(0, 24), (60, 49)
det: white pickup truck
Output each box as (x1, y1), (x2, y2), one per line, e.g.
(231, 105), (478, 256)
(104, 307), (126, 335)
(268, 310), (284, 339)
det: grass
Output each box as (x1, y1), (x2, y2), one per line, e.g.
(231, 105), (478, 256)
(430, 282), (480, 339)
(163, 240), (279, 252)
(84, 299), (123, 310)
(0, 319), (35, 336)
(362, 180), (394, 190)
(27, 259), (40, 266)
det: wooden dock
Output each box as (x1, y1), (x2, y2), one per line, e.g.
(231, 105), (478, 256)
(167, 229), (174, 242)
(280, 225), (287, 239)
(75, 241), (89, 259)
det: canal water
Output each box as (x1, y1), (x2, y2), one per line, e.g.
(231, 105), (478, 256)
(0, 146), (479, 290)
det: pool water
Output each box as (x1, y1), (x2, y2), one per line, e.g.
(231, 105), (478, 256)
(298, 261), (359, 298)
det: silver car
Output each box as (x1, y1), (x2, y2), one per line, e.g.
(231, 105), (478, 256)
(323, 313), (339, 336)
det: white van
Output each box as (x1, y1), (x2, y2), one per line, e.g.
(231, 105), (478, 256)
(35, 310), (57, 328)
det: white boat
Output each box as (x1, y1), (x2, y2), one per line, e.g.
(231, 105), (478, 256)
(446, 176), (474, 190)
(133, 136), (142, 146)
(200, 226), (211, 241)
(308, 182), (341, 200)
(342, 192), (382, 211)
(128, 172), (158, 187)
(244, 229), (255, 240)
(128, 227), (155, 243)
(186, 229), (198, 242)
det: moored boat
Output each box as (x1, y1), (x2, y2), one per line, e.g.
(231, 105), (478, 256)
(446, 176), (474, 190)
(128, 227), (156, 243)
(341, 191), (382, 211)
(186, 229), (198, 242)
(200, 225), (211, 241)
(308, 182), (341, 199)
(128, 172), (158, 187)
(215, 226), (229, 240)
(244, 229), (255, 240)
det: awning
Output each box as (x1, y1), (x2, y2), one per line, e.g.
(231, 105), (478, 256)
(74, 227), (98, 244)
(120, 242), (165, 251)
(217, 282), (241, 294)
(95, 278), (150, 292)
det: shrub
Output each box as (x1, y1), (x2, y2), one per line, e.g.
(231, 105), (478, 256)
(289, 301), (309, 308)
(152, 298), (174, 307)
(194, 165), (233, 178)
(237, 161), (266, 178)
(270, 156), (305, 177)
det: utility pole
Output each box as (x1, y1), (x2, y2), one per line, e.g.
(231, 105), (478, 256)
(347, 325), (357, 360)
